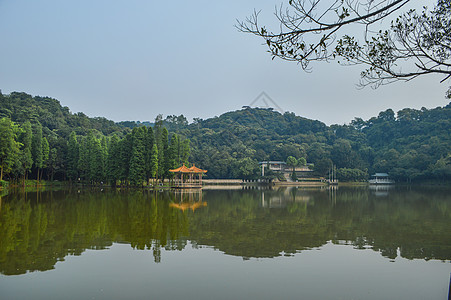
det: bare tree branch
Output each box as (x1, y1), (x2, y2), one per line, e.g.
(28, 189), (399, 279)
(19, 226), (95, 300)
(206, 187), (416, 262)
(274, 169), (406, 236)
(237, 0), (451, 98)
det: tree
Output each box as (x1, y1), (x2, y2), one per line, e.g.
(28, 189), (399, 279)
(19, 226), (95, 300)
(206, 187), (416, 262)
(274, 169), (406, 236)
(150, 144), (159, 181)
(47, 148), (58, 181)
(286, 156), (298, 181)
(144, 127), (155, 181)
(18, 121), (33, 181)
(180, 139), (190, 166)
(234, 157), (260, 180)
(78, 138), (89, 181)
(67, 131), (79, 182)
(129, 127), (146, 186)
(42, 137), (49, 172)
(89, 137), (104, 183)
(297, 157), (306, 166)
(168, 134), (179, 170)
(159, 127), (169, 181)
(32, 122), (43, 182)
(0, 118), (20, 181)
(107, 134), (121, 185)
(238, 0), (451, 97)
(100, 136), (108, 181)
(119, 134), (133, 184)
(286, 156), (298, 171)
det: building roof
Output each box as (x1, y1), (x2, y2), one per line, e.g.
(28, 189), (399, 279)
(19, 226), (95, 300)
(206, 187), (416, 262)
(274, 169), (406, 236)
(258, 161), (287, 165)
(169, 165), (192, 173)
(169, 164), (207, 173)
(372, 173), (389, 177)
(187, 164), (207, 173)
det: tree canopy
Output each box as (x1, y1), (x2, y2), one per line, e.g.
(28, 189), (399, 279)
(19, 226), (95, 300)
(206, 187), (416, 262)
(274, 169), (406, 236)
(237, 0), (451, 97)
(0, 91), (450, 183)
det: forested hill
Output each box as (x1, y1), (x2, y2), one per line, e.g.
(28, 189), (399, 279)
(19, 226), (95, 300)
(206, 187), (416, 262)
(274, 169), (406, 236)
(0, 92), (129, 138)
(1, 90), (450, 183)
(169, 105), (451, 182)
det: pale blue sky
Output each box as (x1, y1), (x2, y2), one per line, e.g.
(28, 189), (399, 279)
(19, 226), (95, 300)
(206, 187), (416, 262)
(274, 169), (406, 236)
(0, 0), (446, 125)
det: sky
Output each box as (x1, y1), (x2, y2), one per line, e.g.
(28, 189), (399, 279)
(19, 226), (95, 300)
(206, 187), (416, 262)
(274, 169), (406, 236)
(0, 0), (447, 125)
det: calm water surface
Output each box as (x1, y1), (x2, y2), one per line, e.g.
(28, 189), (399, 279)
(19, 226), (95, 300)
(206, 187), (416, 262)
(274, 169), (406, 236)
(0, 186), (450, 299)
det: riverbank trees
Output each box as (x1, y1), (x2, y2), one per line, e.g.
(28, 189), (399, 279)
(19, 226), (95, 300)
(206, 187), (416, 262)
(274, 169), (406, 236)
(0, 91), (450, 183)
(0, 111), (189, 186)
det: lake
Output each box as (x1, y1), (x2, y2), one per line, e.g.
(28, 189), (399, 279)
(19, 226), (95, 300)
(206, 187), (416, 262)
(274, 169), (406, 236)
(0, 186), (450, 299)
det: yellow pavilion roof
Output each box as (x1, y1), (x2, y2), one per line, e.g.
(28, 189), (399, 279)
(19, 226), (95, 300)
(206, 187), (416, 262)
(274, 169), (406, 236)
(169, 164), (207, 173)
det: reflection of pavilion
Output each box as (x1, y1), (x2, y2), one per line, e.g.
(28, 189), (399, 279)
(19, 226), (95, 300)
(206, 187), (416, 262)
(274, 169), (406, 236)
(169, 165), (207, 188)
(169, 189), (207, 212)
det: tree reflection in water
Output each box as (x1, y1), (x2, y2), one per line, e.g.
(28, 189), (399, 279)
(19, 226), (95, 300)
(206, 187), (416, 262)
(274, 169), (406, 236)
(0, 186), (450, 275)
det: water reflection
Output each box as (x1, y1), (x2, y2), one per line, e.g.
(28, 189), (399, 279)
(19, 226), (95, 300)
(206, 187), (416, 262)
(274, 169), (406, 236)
(0, 186), (450, 275)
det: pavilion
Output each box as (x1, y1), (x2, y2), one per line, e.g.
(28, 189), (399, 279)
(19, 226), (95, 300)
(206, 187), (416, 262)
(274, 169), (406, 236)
(169, 164), (207, 188)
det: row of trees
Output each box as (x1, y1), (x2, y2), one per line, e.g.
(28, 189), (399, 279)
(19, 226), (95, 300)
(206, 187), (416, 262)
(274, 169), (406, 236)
(0, 119), (53, 182)
(0, 116), (190, 186)
(1, 92), (450, 183)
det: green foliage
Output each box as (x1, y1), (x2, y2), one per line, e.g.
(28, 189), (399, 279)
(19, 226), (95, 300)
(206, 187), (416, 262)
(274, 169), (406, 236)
(286, 156), (297, 168)
(0, 118), (21, 181)
(32, 122), (43, 170)
(144, 127), (155, 180)
(159, 127), (169, 180)
(18, 121), (33, 179)
(42, 137), (49, 168)
(150, 144), (158, 179)
(336, 168), (368, 182)
(234, 157), (260, 180)
(129, 127), (146, 186)
(298, 157), (307, 166)
(0, 91), (449, 183)
(67, 131), (79, 181)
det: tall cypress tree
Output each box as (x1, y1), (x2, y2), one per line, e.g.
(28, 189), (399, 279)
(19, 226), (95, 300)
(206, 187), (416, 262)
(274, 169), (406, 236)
(119, 134), (133, 184)
(47, 148), (58, 181)
(144, 126), (155, 181)
(129, 127), (146, 186)
(168, 134), (178, 170)
(78, 137), (89, 181)
(42, 137), (49, 180)
(67, 131), (79, 182)
(150, 144), (158, 182)
(159, 127), (168, 181)
(32, 122), (43, 181)
(100, 136), (108, 182)
(89, 138), (103, 183)
(107, 134), (120, 186)
(0, 118), (20, 181)
(19, 121), (33, 181)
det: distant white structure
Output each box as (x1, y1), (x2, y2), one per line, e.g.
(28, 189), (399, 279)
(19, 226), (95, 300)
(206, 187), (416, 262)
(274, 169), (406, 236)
(259, 161), (313, 178)
(369, 173), (395, 184)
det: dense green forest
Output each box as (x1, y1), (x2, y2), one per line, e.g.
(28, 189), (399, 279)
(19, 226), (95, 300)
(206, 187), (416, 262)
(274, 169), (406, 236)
(0, 91), (450, 183)
(172, 104), (451, 182)
(0, 92), (189, 185)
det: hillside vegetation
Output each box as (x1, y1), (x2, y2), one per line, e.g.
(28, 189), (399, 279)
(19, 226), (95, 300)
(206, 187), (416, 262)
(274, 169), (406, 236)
(0, 91), (450, 183)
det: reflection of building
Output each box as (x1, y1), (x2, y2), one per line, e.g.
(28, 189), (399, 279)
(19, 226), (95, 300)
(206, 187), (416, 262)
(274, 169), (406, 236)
(170, 189), (207, 212)
(170, 201), (207, 212)
(261, 187), (311, 208)
(369, 173), (395, 185)
(369, 184), (394, 197)
(259, 161), (314, 178)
